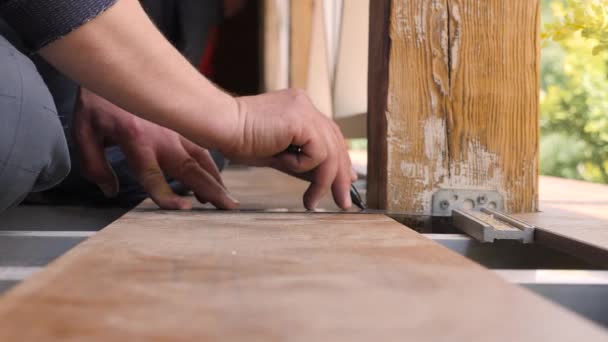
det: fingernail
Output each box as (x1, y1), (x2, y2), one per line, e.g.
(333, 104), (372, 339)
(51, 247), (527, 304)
(177, 199), (193, 210)
(308, 199), (320, 211)
(344, 192), (352, 209)
(226, 192), (240, 204)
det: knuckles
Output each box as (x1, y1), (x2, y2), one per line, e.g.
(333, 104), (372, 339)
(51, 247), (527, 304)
(117, 115), (146, 141)
(177, 157), (200, 178)
(139, 167), (164, 185)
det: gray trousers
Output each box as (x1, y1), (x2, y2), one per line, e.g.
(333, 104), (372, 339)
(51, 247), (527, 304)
(0, 35), (70, 211)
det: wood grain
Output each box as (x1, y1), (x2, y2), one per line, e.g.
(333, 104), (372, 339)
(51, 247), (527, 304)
(514, 176), (608, 266)
(367, 0), (394, 209)
(446, 0), (540, 213)
(368, 0), (540, 214)
(0, 168), (606, 340)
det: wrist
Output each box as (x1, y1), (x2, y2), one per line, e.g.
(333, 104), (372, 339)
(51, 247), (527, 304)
(217, 95), (246, 158)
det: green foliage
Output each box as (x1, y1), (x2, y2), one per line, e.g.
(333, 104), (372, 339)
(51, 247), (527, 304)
(543, 0), (608, 55)
(541, 0), (608, 183)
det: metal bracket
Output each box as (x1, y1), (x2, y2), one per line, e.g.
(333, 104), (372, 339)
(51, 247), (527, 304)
(452, 208), (535, 244)
(431, 189), (504, 217)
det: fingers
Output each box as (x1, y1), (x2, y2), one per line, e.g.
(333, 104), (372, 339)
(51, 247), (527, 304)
(301, 121), (340, 209)
(304, 118), (353, 210)
(162, 144), (239, 210)
(123, 146), (192, 210)
(180, 137), (225, 187)
(270, 117), (353, 210)
(75, 120), (119, 197)
(275, 143), (327, 176)
(331, 123), (353, 209)
(233, 89), (354, 210)
(303, 155), (336, 210)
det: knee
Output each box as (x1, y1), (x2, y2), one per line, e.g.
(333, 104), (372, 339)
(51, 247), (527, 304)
(31, 124), (71, 192)
(18, 58), (71, 192)
(0, 41), (71, 200)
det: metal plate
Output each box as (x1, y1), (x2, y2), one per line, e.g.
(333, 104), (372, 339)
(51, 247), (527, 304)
(432, 188), (504, 217)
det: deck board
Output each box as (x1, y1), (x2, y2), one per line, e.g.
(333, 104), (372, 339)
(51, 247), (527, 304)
(0, 168), (606, 340)
(514, 176), (608, 265)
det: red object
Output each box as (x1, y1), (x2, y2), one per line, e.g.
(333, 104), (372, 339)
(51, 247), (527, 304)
(199, 26), (219, 77)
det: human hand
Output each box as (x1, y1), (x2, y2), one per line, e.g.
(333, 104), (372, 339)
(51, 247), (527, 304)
(223, 89), (356, 210)
(73, 88), (239, 210)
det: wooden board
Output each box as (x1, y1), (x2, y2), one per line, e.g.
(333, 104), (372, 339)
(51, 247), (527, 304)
(367, 0), (540, 214)
(514, 177), (608, 266)
(0, 168), (606, 341)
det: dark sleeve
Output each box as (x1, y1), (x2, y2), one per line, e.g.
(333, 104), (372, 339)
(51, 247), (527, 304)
(0, 0), (117, 51)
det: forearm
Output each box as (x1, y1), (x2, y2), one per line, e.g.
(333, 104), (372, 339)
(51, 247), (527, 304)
(37, 0), (239, 151)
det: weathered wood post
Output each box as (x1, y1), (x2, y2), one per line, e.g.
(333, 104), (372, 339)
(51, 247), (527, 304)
(368, 0), (540, 215)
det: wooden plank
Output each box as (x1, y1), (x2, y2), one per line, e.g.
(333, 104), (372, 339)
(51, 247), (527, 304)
(514, 177), (608, 266)
(289, 0), (314, 89)
(0, 169), (607, 340)
(367, 0), (540, 214)
(262, 0), (290, 91)
(209, 167), (340, 210)
(366, 0), (391, 209)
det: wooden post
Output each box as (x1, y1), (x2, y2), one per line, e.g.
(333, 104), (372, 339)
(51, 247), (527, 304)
(262, 0), (290, 91)
(367, 0), (540, 215)
(289, 0), (314, 89)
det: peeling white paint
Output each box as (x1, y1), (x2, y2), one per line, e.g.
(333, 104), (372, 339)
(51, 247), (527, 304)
(416, 1), (428, 46)
(441, 11), (449, 67)
(430, 91), (438, 112)
(423, 116), (446, 160)
(450, 2), (461, 72)
(432, 73), (447, 96)
(393, 2), (412, 40)
(444, 139), (503, 191)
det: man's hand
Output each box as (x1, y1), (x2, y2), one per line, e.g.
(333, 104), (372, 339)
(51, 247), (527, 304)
(224, 89), (356, 210)
(73, 88), (239, 210)
(38, 0), (352, 211)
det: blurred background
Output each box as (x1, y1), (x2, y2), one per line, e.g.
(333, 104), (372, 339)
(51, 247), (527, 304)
(541, 0), (608, 184)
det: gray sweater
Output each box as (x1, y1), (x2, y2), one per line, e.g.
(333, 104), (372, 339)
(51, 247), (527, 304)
(0, 0), (117, 50)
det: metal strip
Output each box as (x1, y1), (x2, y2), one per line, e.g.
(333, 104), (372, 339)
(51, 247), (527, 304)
(0, 231), (95, 238)
(494, 269), (608, 285)
(0, 267), (43, 281)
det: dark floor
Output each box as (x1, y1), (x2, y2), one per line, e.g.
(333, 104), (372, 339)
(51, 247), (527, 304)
(0, 205), (129, 293)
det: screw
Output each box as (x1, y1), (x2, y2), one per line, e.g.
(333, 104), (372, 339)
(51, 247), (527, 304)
(439, 200), (450, 210)
(477, 195), (488, 205)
